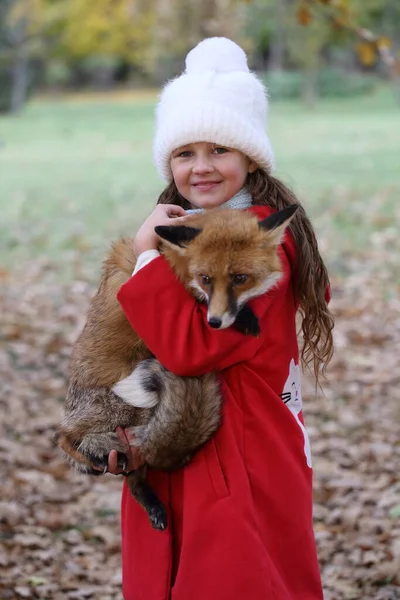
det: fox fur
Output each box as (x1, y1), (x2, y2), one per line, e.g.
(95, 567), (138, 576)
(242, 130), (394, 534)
(57, 205), (298, 530)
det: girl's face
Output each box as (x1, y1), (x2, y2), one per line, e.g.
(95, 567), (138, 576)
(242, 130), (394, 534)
(170, 142), (257, 209)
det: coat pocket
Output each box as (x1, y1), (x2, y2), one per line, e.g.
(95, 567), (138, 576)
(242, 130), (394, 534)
(204, 438), (230, 500)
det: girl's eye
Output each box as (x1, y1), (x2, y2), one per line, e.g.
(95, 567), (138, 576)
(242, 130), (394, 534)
(213, 147), (228, 155)
(232, 274), (248, 285)
(201, 275), (211, 285)
(178, 150), (192, 158)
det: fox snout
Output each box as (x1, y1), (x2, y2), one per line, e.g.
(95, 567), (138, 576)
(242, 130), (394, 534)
(207, 312), (237, 330)
(205, 279), (247, 330)
(207, 295), (238, 330)
(208, 314), (237, 329)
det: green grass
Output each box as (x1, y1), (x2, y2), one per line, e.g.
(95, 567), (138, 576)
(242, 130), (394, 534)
(1, 86), (399, 279)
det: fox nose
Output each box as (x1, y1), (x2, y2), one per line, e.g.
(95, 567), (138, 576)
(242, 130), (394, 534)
(208, 317), (222, 329)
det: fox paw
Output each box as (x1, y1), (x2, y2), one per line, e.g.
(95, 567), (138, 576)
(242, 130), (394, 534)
(88, 451), (128, 475)
(148, 503), (168, 530)
(62, 432), (128, 475)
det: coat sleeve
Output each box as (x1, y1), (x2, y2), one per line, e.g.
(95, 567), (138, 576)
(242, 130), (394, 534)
(117, 255), (287, 377)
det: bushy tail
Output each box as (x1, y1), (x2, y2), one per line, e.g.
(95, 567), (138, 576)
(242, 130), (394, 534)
(128, 359), (222, 470)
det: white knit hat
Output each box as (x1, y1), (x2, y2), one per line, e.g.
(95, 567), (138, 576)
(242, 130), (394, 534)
(153, 37), (275, 182)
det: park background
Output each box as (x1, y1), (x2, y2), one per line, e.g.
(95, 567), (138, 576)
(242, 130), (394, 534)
(0, 1), (399, 598)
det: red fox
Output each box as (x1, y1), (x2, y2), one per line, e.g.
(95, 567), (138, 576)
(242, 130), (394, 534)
(57, 205), (298, 530)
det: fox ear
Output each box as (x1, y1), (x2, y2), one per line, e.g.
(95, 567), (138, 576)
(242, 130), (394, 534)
(154, 225), (202, 249)
(259, 204), (298, 245)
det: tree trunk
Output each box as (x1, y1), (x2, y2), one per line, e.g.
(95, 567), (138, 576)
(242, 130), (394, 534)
(268, 33), (285, 72)
(10, 52), (29, 113)
(268, 0), (286, 71)
(6, 6), (30, 114)
(302, 67), (318, 109)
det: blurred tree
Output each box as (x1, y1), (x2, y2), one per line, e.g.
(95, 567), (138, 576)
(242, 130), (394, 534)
(41, 0), (155, 86)
(0, 0), (47, 113)
(3, 0), (399, 107)
(289, 0), (332, 106)
(243, 0), (399, 104)
(295, 0), (399, 79)
(243, 0), (288, 71)
(47, 0), (154, 64)
(243, 0), (332, 105)
(39, 0), (246, 86)
(145, 0), (246, 82)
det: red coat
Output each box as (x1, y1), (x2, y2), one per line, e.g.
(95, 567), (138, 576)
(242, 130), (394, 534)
(117, 205), (323, 600)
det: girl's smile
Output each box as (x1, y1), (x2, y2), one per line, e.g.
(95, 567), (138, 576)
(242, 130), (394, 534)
(191, 180), (222, 193)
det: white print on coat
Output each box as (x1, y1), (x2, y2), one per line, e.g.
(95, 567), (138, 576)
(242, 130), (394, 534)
(280, 359), (312, 468)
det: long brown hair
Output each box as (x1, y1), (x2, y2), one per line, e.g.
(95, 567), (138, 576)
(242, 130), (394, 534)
(157, 171), (334, 382)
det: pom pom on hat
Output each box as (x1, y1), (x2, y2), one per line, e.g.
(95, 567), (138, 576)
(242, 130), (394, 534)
(185, 37), (249, 74)
(154, 37), (275, 181)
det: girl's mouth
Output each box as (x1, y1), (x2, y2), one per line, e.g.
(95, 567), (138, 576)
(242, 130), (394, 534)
(192, 181), (221, 192)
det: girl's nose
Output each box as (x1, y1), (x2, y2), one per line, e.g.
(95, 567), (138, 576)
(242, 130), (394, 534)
(192, 154), (214, 174)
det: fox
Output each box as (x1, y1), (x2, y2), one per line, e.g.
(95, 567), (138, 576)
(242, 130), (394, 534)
(57, 204), (298, 530)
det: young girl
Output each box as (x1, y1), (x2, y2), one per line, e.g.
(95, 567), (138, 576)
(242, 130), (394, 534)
(108, 37), (334, 600)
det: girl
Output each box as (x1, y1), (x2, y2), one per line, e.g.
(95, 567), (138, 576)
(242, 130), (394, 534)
(108, 37), (334, 600)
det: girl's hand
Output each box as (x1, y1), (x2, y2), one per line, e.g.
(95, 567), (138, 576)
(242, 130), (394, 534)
(107, 426), (145, 474)
(134, 204), (187, 256)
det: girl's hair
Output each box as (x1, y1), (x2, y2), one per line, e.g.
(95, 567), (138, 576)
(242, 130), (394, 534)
(157, 171), (334, 382)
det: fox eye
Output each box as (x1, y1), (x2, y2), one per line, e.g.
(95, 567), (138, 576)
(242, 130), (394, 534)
(201, 275), (211, 285)
(232, 274), (248, 285)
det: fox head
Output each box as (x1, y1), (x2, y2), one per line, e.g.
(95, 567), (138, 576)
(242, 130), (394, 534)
(155, 205), (298, 330)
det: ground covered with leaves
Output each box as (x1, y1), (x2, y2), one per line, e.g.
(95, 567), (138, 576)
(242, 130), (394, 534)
(1, 242), (399, 599)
